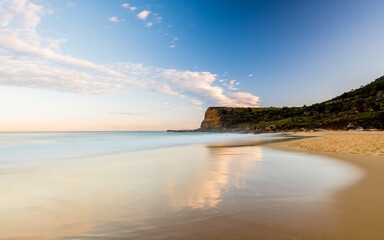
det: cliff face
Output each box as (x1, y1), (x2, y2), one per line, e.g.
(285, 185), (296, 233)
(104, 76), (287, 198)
(200, 107), (223, 130)
(198, 76), (384, 132)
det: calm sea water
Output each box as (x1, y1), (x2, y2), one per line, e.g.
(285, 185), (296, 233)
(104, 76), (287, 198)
(0, 131), (256, 166)
(0, 132), (362, 239)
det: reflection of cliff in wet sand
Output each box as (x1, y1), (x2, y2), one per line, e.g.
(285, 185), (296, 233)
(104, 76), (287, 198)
(269, 131), (384, 239)
(167, 146), (262, 209)
(206, 134), (306, 148)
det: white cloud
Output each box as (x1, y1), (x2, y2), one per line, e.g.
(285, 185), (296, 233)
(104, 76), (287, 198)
(226, 80), (238, 90)
(109, 16), (123, 23)
(0, 34), (123, 77)
(169, 45), (175, 48)
(0, 0), (260, 108)
(121, 3), (136, 11)
(158, 70), (258, 107)
(152, 81), (182, 96)
(0, 54), (122, 94)
(0, 0), (50, 28)
(228, 92), (260, 107)
(146, 22), (153, 27)
(137, 10), (150, 21)
(248, 74), (253, 77)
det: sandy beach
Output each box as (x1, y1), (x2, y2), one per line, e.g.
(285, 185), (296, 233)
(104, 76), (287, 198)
(269, 131), (384, 239)
(272, 131), (384, 156)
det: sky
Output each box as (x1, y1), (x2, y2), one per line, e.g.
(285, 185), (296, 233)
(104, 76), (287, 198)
(1, 0), (384, 131)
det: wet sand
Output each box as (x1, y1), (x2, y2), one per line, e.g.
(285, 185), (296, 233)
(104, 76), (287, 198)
(269, 131), (384, 239)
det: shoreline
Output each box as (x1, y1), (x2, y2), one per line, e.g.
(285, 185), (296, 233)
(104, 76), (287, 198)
(267, 131), (384, 239)
(1, 131), (383, 239)
(0, 133), (350, 239)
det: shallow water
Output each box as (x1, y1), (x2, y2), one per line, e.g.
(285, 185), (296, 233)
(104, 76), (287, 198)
(0, 131), (255, 166)
(0, 132), (361, 239)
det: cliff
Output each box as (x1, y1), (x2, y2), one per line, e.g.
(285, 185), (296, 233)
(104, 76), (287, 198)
(198, 76), (384, 133)
(200, 107), (223, 130)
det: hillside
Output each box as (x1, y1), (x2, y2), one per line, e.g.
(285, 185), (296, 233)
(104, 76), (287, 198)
(199, 76), (384, 132)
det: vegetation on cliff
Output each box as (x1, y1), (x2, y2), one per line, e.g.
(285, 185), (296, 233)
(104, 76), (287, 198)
(200, 76), (384, 132)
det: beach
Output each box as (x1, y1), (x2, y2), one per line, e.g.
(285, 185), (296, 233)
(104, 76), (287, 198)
(269, 131), (384, 239)
(271, 130), (384, 156)
(0, 131), (362, 239)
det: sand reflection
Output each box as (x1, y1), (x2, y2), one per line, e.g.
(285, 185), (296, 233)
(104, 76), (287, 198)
(167, 146), (262, 209)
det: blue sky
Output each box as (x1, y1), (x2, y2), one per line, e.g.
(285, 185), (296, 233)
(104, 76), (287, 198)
(1, 0), (384, 130)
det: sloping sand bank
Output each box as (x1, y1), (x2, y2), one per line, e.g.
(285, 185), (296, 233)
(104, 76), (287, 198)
(269, 131), (384, 239)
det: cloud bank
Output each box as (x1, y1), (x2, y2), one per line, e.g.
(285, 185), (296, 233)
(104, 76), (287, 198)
(0, 0), (260, 107)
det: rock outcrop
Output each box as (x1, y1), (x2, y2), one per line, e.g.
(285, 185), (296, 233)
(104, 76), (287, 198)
(200, 107), (223, 130)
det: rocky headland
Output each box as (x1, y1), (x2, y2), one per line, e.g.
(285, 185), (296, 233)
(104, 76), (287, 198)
(170, 75), (384, 133)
